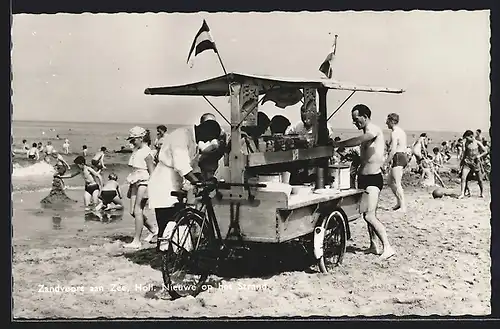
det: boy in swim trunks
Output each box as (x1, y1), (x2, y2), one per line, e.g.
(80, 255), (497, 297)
(97, 173), (123, 210)
(74, 155), (103, 209)
(432, 147), (444, 169)
(458, 130), (488, 199)
(383, 113), (408, 212)
(333, 104), (395, 260)
(91, 147), (107, 172)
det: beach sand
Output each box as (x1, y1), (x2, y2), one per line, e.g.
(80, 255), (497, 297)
(12, 174), (491, 318)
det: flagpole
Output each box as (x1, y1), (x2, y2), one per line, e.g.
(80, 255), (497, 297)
(215, 52), (228, 76)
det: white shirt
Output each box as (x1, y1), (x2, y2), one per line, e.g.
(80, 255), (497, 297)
(285, 121), (335, 139)
(128, 145), (153, 170)
(45, 145), (54, 154)
(148, 127), (199, 209)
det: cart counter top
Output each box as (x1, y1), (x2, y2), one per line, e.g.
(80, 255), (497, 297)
(280, 188), (365, 210)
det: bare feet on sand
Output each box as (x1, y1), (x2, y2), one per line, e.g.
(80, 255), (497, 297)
(144, 231), (158, 243)
(366, 244), (383, 255)
(124, 241), (141, 249)
(379, 247), (396, 260)
(392, 205), (407, 213)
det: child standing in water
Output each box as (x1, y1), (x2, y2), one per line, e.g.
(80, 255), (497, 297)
(74, 155), (103, 210)
(91, 147), (107, 172)
(82, 145), (88, 157)
(27, 143), (40, 161)
(37, 142), (44, 153)
(458, 130), (488, 199)
(63, 139), (70, 154)
(22, 139), (29, 154)
(45, 141), (55, 156)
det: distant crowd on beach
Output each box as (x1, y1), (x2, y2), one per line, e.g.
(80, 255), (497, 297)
(29, 105), (490, 261)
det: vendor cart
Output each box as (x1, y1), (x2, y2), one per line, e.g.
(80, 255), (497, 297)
(145, 72), (403, 298)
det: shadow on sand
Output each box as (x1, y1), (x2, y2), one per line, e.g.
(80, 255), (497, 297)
(119, 240), (317, 280)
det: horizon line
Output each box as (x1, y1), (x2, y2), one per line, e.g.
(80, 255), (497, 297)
(11, 119), (482, 134)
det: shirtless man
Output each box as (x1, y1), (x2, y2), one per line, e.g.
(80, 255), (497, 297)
(74, 155), (103, 209)
(458, 130), (488, 199)
(411, 133), (428, 166)
(333, 104), (395, 260)
(383, 113), (408, 212)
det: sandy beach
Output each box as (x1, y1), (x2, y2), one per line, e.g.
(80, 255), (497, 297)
(12, 171), (491, 318)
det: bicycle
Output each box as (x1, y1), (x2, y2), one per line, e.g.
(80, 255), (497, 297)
(157, 179), (266, 299)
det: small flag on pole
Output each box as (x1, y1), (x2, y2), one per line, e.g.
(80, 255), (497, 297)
(186, 19), (218, 65)
(319, 34), (338, 79)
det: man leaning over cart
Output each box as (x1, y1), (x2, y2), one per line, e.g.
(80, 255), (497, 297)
(332, 104), (396, 260)
(147, 119), (223, 240)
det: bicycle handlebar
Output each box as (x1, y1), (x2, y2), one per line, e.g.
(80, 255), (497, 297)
(170, 180), (267, 199)
(194, 181), (267, 188)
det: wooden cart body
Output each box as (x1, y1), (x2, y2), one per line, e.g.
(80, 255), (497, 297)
(145, 73), (403, 243)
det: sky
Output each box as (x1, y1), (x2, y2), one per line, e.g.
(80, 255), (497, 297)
(11, 11), (490, 132)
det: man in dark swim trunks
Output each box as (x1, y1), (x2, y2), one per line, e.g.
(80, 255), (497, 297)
(383, 113), (408, 212)
(458, 130), (488, 199)
(333, 104), (395, 260)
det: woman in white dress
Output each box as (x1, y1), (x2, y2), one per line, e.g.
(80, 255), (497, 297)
(124, 126), (158, 249)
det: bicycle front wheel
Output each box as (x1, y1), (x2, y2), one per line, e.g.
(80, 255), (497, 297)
(161, 209), (215, 299)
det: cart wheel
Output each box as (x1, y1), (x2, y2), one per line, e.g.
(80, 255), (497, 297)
(317, 210), (347, 273)
(161, 210), (214, 299)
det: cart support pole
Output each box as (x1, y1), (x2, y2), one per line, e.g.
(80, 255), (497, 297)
(316, 87), (330, 189)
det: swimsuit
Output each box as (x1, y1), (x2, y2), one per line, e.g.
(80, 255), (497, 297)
(357, 172), (384, 191)
(85, 183), (99, 195)
(91, 159), (102, 169)
(100, 190), (117, 204)
(392, 152), (408, 168)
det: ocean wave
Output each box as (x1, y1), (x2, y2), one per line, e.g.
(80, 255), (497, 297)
(12, 162), (133, 193)
(12, 162), (55, 178)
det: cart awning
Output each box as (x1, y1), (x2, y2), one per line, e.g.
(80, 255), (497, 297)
(144, 72), (405, 97)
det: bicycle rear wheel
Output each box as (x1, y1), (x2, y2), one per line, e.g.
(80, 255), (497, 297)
(317, 210), (347, 273)
(161, 209), (215, 299)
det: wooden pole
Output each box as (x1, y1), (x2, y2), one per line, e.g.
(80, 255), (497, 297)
(316, 87), (329, 189)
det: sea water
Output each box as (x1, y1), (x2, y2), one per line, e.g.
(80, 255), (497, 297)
(11, 120), (465, 241)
